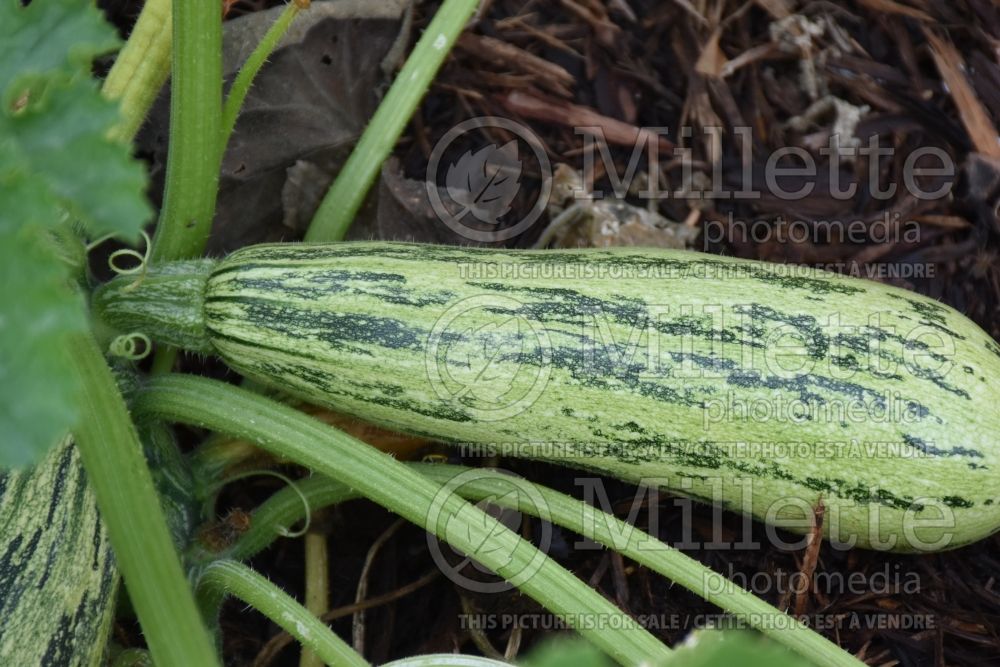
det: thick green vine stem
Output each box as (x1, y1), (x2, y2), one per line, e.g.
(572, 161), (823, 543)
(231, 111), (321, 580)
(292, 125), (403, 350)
(196, 560), (367, 667)
(226, 467), (864, 667)
(304, 0), (482, 242)
(102, 0), (173, 143)
(135, 374), (672, 666)
(67, 332), (219, 667)
(151, 0), (223, 263)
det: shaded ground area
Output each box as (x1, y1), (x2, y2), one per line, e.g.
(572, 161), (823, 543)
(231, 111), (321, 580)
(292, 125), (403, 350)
(99, 1), (1000, 665)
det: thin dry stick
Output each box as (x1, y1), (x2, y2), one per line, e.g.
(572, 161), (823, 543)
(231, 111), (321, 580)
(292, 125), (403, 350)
(456, 33), (575, 96)
(504, 626), (524, 661)
(460, 595), (506, 660)
(353, 519), (407, 654)
(794, 498), (826, 618)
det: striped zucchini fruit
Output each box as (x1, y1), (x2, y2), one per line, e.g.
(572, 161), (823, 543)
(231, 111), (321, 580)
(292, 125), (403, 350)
(96, 243), (1000, 551)
(0, 436), (118, 665)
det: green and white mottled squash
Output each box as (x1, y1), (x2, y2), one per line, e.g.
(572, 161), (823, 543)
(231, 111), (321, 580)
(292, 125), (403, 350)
(95, 242), (1000, 551)
(0, 437), (118, 665)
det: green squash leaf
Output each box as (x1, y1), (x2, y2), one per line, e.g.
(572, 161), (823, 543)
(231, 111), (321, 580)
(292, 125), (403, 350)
(0, 77), (152, 237)
(0, 0), (152, 467)
(0, 0), (119, 95)
(0, 214), (84, 468)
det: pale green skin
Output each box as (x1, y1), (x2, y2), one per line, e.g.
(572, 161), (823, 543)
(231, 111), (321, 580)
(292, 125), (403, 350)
(0, 438), (118, 665)
(97, 243), (1000, 551)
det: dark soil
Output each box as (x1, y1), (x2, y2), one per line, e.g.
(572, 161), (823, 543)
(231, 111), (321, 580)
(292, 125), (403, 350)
(99, 1), (1000, 665)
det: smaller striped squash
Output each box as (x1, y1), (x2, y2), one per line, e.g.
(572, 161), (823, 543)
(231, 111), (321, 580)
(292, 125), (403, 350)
(0, 437), (118, 665)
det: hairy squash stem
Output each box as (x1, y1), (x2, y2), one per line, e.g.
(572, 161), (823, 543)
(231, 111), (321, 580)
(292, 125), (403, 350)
(226, 466), (866, 667)
(196, 560), (367, 667)
(151, 0), (223, 263)
(68, 332), (219, 667)
(220, 0), (307, 154)
(135, 374), (674, 666)
(305, 0), (482, 242)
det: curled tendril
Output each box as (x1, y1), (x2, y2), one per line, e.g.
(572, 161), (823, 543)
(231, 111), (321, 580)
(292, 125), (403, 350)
(106, 230), (152, 292)
(109, 332), (153, 361)
(213, 470), (313, 539)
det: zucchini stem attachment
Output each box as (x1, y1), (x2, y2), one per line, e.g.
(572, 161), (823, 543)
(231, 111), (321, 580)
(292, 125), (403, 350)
(93, 259), (216, 354)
